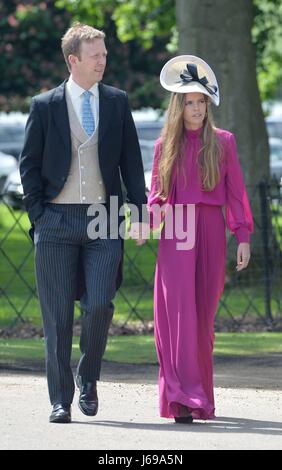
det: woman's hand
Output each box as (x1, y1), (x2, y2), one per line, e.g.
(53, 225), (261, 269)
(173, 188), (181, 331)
(236, 242), (251, 271)
(129, 222), (150, 246)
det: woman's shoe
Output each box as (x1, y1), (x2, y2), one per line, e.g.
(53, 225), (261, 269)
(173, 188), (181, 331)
(174, 416), (193, 424)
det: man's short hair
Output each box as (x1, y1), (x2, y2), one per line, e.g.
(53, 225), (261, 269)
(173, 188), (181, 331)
(62, 22), (105, 72)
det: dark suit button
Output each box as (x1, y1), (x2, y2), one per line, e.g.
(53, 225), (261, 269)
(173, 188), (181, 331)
(61, 176), (66, 181)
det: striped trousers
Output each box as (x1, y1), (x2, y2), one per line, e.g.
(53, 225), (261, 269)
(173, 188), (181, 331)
(34, 203), (122, 405)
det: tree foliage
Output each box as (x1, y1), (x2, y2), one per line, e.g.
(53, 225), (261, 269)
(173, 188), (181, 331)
(56, 0), (175, 48)
(0, 0), (71, 111)
(1, 0), (281, 111)
(0, 0), (172, 111)
(252, 0), (282, 101)
(57, 0), (282, 102)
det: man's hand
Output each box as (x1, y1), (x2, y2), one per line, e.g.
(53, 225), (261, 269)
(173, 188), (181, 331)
(236, 242), (251, 271)
(128, 222), (150, 246)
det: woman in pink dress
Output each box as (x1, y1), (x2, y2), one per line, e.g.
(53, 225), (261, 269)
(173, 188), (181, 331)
(148, 56), (254, 424)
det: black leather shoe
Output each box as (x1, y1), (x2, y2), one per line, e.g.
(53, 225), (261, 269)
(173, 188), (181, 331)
(49, 403), (71, 423)
(76, 376), (98, 416)
(174, 416), (193, 424)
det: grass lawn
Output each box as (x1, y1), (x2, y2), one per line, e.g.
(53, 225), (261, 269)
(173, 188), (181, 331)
(272, 200), (282, 249)
(0, 202), (158, 327)
(1, 202), (281, 328)
(0, 333), (282, 368)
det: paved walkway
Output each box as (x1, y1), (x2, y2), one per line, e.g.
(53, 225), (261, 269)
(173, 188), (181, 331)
(1, 355), (282, 450)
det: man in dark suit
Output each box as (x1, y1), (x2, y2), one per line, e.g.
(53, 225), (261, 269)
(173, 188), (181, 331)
(19, 23), (148, 423)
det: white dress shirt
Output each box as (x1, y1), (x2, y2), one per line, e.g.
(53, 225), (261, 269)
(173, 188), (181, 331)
(66, 75), (99, 131)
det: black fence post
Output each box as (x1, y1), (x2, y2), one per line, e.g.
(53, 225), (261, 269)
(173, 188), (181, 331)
(258, 180), (273, 324)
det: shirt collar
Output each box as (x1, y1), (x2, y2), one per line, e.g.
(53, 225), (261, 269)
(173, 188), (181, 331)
(67, 75), (99, 99)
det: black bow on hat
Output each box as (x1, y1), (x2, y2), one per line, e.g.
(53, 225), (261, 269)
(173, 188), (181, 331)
(178, 63), (218, 97)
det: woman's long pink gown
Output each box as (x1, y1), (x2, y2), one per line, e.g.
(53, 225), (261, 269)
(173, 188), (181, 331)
(148, 127), (254, 420)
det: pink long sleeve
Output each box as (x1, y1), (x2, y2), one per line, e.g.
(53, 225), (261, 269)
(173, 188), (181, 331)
(225, 133), (254, 244)
(148, 139), (162, 205)
(147, 138), (164, 229)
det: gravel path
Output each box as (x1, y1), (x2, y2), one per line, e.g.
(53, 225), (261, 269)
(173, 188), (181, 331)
(1, 355), (282, 450)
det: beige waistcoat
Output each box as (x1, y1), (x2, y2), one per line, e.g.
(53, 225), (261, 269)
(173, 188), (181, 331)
(51, 91), (106, 204)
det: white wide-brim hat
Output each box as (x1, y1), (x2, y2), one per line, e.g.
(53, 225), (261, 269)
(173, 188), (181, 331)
(160, 55), (220, 106)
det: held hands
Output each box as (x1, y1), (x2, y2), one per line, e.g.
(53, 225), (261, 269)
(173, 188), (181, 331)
(128, 222), (150, 246)
(236, 242), (251, 272)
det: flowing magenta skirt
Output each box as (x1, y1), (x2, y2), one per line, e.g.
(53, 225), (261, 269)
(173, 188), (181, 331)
(154, 204), (226, 419)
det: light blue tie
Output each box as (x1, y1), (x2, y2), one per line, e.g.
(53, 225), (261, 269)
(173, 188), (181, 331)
(82, 90), (95, 137)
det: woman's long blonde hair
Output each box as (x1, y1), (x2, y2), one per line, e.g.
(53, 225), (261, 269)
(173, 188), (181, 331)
(158, 92), (222, 200)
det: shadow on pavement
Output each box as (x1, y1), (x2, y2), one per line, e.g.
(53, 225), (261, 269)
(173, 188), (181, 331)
(70, 416), (282, 436)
